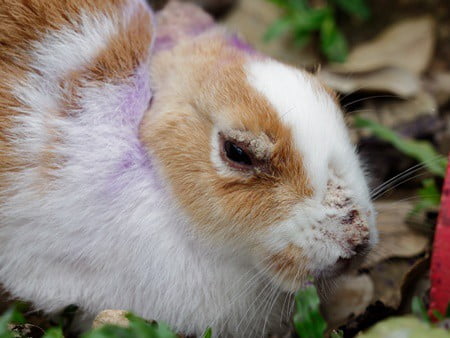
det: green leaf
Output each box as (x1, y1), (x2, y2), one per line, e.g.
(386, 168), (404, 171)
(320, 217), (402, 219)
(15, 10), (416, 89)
(432, 310), (445, 322)
(286, 0), (309, 11)
(127, 314), (177, 338)
(330, 330), (344, 338)
(293, 30), (312, 47)
(265, 0), (290, 9)
(266, 0), (309, 11)
(202, 328), (212, 338)
(290, 0), (309, 11)
(43, 327), (65, 338)
(291, 8), (331, 32)
(265, 7), (331, 48)
(0, 307), (25, 338)
(83, 325), (131, 338)
(293, 282), (327, 338)
(410, 178), (441, 216)
(412, 297), (430, 323)
(354, 116), (447, 177)
(320, 16), (348, 62)
(264, 17), (293, 41)
(329, 0), (370, 20)
(150, 323), (177, 338)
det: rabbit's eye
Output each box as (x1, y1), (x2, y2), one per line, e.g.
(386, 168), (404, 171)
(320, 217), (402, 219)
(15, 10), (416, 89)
(224, 141), (252, 166)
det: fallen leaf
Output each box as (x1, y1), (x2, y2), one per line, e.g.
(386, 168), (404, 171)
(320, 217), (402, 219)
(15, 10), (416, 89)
(339, 301), (397, 337)
(370, 259), (419, 309)
(318, 67), (421, 98)
(329, 16), (435, 75)
(436, 115), (450, 155)
(427, 72), (450, 106)
(376, 92), (438, 128)
(363, 201), (430, 268)
(321, 273), (374, 329)
(358, 316), (450, 338)
(399, 256), (430, 315)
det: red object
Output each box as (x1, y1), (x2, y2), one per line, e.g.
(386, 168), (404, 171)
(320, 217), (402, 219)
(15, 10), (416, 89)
(430, 155), (450, 317)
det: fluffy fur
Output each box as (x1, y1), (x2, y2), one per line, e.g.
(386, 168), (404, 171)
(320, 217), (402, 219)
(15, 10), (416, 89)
(0, 1), (377, 337)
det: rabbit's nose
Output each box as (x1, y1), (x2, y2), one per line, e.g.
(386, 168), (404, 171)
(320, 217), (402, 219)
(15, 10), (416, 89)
(353, 243), (370, 255)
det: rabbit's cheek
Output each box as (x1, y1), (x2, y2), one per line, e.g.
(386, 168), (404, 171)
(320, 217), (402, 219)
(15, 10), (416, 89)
(264, 244), (309, 293)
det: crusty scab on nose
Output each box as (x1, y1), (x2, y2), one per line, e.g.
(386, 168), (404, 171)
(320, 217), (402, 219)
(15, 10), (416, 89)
(342, 209), (359, 225)
(341, 208), (370, 253)
(323, 176), (371, 247)
(323, 180), (352, 209)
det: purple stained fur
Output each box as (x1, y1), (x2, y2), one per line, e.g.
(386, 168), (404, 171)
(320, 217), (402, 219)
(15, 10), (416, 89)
(228, 34), (256, 54)
(119, 141), (157, 180)
(118, 67), (152, 128)
(105, 65), (163, 194)
(154, 35), (174, 52)
(188, 21), (215, 36)
(153, 1), (256, 57)
(153, 23), (214, 52)
(109, 139), (162, 194)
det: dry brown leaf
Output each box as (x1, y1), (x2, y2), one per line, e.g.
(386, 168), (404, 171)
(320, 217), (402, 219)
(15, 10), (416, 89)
(322, 273), (374, 329)
(436, 115), (450, 154)
(369, 259), (415, 309)
(371, 91), (437, 128)
(427, 72), (450, 106)
(399, 256), (430, 314)
(92, 310), (129, 329)
(0, 287), (15, 314)
(318, 67), (421, 98)
(363, 201), (430, 269)
(330, 16), (435, 75)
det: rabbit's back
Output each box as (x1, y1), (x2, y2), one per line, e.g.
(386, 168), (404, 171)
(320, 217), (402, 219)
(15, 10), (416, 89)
(0, 0), (161, 317)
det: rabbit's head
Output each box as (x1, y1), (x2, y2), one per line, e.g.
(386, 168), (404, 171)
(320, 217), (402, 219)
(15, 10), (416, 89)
(141, 35), (377, 292)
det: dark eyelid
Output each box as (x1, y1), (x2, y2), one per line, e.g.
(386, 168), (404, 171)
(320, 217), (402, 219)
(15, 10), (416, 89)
(218, 132), (271, 174)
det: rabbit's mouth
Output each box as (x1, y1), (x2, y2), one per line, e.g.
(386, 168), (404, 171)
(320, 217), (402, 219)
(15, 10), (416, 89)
(260, 201), (374, 293)
(262, 241), (369, 293)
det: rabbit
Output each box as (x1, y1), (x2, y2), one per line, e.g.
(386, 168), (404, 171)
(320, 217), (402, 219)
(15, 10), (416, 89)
(0, 0), (378, 336)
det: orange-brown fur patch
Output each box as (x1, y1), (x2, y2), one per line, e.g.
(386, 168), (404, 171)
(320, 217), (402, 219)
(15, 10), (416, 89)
(0, 0), (152, 194)
(268, 244), (308, 284)
(140, 34), (314, 244)
(84, 3), (153, 82)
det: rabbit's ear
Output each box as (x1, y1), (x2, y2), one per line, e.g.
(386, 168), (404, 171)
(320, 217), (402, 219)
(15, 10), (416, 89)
(0, 0), (154, 191)
(153, 1), (214, 52)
